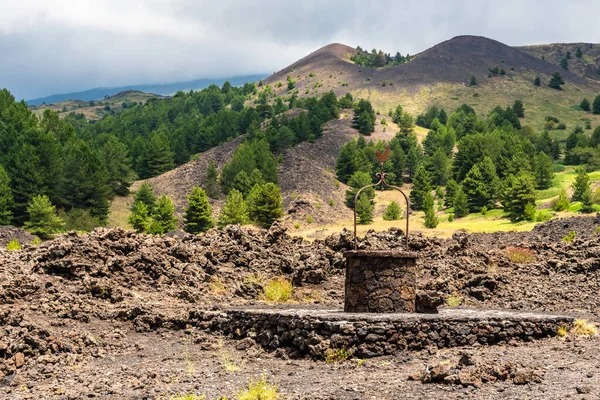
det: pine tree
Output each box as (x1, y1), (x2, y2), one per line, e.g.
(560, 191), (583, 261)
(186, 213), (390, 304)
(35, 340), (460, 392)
(470, 76), (477, 86)
(580, 98), (591, 111)
(128, 201), (150, 233)
(409, 166), (431, 210)
(247, 183), (283, 226)
(426, 149), (450, 186)
(356, 192), (374, 224)
(580, 186), (594, 213)
(131, 182), (157, 214)
(533, 152), (554, 189)
(445, 179), (459, 208)
(23, 195), (64, 239)
(345, 171), (375, 209)
(352, 100), (376, 135)
(147, 195), (177, 234)
(143, 132), (175, 178)
(453, 186), (469, 218)
(205, 161), (219, 199)
(576, 47), (583, 58)
(548, 72), (565, 90)
(512, 100), (525, 117)
(534, 76), (541, 86)
(383, 201), (402, 221)
(0, 165), (14, 225)
(218, 189), (249, 227)
(461, 163), (496, 212)
(502, 172), (537, 222)
(184, 187), (214, 234)
(553, 188), (570, 211)
(98, 136), (136, 197)
(572, 166), (591, 202)
(422, 192), (439, 228)
(6, 143), (44, 225)
(593, 95), (600, 115)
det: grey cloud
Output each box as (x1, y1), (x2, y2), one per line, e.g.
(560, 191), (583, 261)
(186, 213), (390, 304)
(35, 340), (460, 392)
(0, 0), (599, 100)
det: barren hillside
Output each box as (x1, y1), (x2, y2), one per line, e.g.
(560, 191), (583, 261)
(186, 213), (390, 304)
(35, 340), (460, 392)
(518, 42), (600, 81)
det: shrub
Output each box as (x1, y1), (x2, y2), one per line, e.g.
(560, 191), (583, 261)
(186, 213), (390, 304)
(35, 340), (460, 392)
(329, 199), (335, 206)
(556, 122), (566, 130)
(170, 394), (206, 400)
(553, 188), (570, 211)
(261, 277), (293, 303)
(557, 325), (568, 338)
(23, 195), (64, 239)
(571, 319), (598, 336)
(505, 247), (536, 263)
(445, 295), (463, 307)
(523, 203), (537, 221)
(480, 205), (488, 216)
(236, 375), (278, 400)
(59, 208), (102, 232)
(447, 213), (454, 222)
(294, 222), (300, 229)
(6, 239), (21, 251)
(325, 348), (351, 363)
(562, 230), (576, 242)
(306, 214), (313, 224)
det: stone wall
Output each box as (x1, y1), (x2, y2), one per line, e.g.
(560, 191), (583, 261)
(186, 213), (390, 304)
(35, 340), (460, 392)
(190, 308), (573, 360)
(344, 250), (418, 313)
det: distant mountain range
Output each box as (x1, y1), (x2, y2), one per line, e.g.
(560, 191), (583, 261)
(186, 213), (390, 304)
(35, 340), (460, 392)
(26, 74), (267, 105)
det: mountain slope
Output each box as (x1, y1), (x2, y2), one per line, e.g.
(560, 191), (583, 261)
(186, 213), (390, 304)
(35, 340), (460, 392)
(517, 43), (600, 81)
(264, 36), (600, 131)
(27, 74), (266, 105)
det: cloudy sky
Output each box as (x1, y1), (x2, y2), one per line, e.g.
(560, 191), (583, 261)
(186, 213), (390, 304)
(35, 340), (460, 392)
(1, 0), (599, 100)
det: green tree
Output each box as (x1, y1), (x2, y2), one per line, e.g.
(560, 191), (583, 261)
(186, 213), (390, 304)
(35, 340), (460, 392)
(453, 186), (469, 218)
(147, 195), (177, 234)
(345, 171), (375, 209)
(383, 201), (402, 220)
(352, 100), (376, 135)
(205, 161), (219, 199)
(593, 95), (600, 115)
(548, 72), (565, 90)
(23, 195), (64, 239)
(533, 152), (554, 189)
(184, 187), (214, 233)
(470, 76), (477, 86)
(98, 136), (136, 196)
(128, 201), (150, 233)
(131, 182), (157, 214)
(512, 100), (525, 117)
(560, 57), (569, 70)
(247, 183), (283, 226)
(534, 76), (541, 86)
(0, 165), (14, 225)
(445, 179), (459, 208)
(572, 166), (591, 202)
(422, 192), (439, 228)
(502, 172), (537, 222)
(580, 98), (591, 111)
(553, 188), (570, 211)
(580, 186), (594, 213)
(6, 143), (45, 225)
(576, 47), (583, 58)
(461, 158), (498, 212)
(218, 189), (249, 227)
(356, 192), (374, 224)
(409, 166), (431, 210)
(143, 132), (175, 178)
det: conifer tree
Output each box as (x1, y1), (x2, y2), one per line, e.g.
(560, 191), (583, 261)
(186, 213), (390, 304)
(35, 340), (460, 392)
(218, 189), (249, 227)
(533, 152), (554, 189)
(512, 100), (525, 117)
(453, 186), (469, 218)
(383, 201), (402, 221)
(593, 95), (600, 115)
(345, 171), (375, 209)
(548, 72), (565, 90)
(445, 179), (459, 208)
(98, 136), (136, 196)
(572, 166), (591, 202)
(580, 186), (594, 213)
(356, 192), (374, 224)
(502, 172), (537, 221)
(204, 161), (219, 199)
(131, 182), (157, 214)
(184, 187), (214, 234)
(470, 76), (477, 86)
(534, 76), (541, 86)
(0, 165), (14, 225)
(410, 166), (431, 210)
(128, 201), (150, 233)
(143, 132), (175, 178)
(247, 183), (283, 226)
(23, 195), (64, 239)
(422, 192), (439, 228)
(580, 98), (591, 111)
(147, 195), (177, 234)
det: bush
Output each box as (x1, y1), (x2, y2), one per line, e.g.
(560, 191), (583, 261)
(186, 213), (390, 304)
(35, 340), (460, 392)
(236, 375), (279, 400)
(59, 208), (101, 232)
(572, 319), (598, 336)
(556, 122), (566, 130)
(562, 230), (576, 242)
(306, 214), (314, 224)
(553, 188), (570, 211)
(261, 277), (293, 303)
(523, 203), (537, 221)
(447, 213), (454, 222)
(325, 348), (351, 363)
(6, 239), (21, 251)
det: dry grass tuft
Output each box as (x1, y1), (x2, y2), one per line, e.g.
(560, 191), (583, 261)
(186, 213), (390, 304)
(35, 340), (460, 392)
(445, 295), (463, 308)
(236, 375), (278, 400)
(261, 277), (293, 303)
(556, 325), (568, 338)
(571, 319), (598, 336)
(170, 394), (206, 400)
(505, 247), (536, 263)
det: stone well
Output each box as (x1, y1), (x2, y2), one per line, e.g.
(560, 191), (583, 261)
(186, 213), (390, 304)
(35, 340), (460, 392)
(343, 250), (418, 313)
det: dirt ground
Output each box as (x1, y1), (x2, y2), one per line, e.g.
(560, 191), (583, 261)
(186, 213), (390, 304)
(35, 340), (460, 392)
(2, 216), (600, 399)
